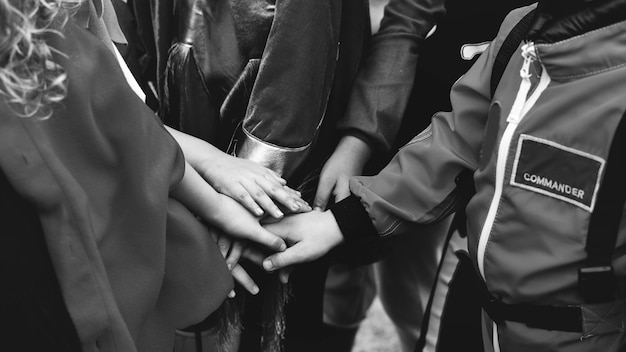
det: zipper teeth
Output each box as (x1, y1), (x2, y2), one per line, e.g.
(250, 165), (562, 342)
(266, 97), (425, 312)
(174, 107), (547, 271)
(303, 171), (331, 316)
(477, 43), (551, 279)
(493, 322), (501, 352)
(477, 118), (518, 277)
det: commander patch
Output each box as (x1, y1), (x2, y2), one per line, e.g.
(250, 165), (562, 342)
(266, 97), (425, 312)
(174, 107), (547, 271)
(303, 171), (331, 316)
(510, 134), (605, 212)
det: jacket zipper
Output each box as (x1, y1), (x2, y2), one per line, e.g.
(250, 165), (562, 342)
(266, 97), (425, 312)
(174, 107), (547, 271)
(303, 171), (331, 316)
(477, 42), (551, 279)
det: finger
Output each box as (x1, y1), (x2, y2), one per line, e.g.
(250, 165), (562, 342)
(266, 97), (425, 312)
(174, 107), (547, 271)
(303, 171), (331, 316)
(232, 264), (260, 295)
(333, 177), (351, 203)
(217, 234), (231, 259)
(243, 180), (284, 218)
(226, 241), (245, 269)
(259, 215), (281, 225)
(282, 186), (311, 213)
(313, 177), (334, 210)
(243, 225), (287, 253)
(257, 178), (304, 213)
(265, 170), (287, 186)
(284, 187), (309, 206)
(282, 185), (302, 198)
(242, 245), (267, 266)
(291, 202), (312, 214)
(278, 267), (293, 284)
(231, 185), (264, 217)
(210, 230), (219, 243)
(263, 244), (308, 271)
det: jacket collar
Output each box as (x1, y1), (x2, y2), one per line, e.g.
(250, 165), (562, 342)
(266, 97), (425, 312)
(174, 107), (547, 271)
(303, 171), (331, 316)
(529, 0), (626, 43)
(535, 17), (626, 82)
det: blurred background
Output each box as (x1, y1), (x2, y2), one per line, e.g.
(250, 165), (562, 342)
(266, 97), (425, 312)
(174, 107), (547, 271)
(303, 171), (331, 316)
(353, 298), (401, 352)
(352, 1), (401, 351)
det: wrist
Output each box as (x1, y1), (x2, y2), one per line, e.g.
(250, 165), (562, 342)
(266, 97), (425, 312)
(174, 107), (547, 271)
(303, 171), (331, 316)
(336, 135), (372, 170)
(209, 194), (240, 230)
(196, 150), (229, 183)
(322, 210), (345, 248)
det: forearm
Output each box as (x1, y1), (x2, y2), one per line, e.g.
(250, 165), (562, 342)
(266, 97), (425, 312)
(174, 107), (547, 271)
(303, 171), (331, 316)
(165, 126), (226, 169)
(338, 0), (446, 151)
(172, 159), (287, 253)
(169, 160), (225, 223)
(334, 135), (372, 171)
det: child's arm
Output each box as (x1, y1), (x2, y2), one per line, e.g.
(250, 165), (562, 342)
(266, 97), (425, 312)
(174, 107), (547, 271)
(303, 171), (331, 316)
(170, 160), (288, 253)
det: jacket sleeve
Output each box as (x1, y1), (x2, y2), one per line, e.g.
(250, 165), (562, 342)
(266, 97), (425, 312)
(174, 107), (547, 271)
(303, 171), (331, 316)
(233, 0), (341, 179)
(346, 37), (499, 238)
(336, 0), (446, 152)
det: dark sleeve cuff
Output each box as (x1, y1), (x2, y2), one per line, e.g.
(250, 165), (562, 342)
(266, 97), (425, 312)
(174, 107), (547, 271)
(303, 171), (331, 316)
(329, 195), (379, 242)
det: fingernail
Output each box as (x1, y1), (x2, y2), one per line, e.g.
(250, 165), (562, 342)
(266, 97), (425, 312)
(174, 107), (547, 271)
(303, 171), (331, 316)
(291, 202), (300, 211)
(313, 207), (322, 212)
(255, 208), (264, 216)
(263, 260), (273, 271)
(228, 290), (236, 298)
(251, 286), (259, 295)
(279, 242), (287, 251)
(227, 263), (232, 270)
(274, 209), (284, 218)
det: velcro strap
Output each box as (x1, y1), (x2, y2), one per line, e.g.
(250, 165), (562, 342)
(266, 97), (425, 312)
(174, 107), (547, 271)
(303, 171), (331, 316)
(484, 300), (582, 332)
(456, 251), (590, 333)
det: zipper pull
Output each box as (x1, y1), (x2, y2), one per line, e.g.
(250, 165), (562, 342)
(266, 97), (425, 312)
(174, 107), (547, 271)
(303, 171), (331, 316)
(507, 42), (536, 123)
(519, 42), (536, 79)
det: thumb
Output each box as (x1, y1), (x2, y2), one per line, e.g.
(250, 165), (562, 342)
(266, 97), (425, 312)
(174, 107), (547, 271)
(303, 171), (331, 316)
(333, 177), (351, 203)
(263, 244), (306, 271)
(243, 225), (287, 253)
(313, 176), (335, 210)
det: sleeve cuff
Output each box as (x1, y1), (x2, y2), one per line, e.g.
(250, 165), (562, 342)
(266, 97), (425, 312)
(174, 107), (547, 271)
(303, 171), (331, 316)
(329, 195), (379, 242)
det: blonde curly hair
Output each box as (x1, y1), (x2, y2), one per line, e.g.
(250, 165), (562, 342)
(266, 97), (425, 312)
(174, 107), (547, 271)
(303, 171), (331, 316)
(0, 0), (79, 119)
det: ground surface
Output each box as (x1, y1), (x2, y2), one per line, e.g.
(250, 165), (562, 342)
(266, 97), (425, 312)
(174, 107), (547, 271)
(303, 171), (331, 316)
(352, 297), (402, 352)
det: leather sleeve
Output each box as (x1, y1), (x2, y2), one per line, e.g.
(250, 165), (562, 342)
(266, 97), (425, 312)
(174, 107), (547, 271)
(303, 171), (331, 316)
(235, 0), (341, 178)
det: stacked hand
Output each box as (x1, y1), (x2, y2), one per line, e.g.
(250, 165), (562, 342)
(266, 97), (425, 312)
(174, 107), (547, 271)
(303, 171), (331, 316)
(168, 129), (367, 294)
(254, 135), (371, 282)
(167, 127), (312, 296)
(196, 168), (311, 297)
(313, 135), (371, 210)
(261, 209), (344, 275)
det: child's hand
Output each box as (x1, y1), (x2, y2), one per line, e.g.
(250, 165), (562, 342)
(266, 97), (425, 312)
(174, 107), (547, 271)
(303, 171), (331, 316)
(261, 210), (344, 272)
(201, 154), (311, 218)
(314, 135), (371, 210)
(166, 127), (311, 218)
(171, 161), (287, 253)
(211, 231), (260, 297)
(236, 243), (294, 284)
(213, 193), (288, 253)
